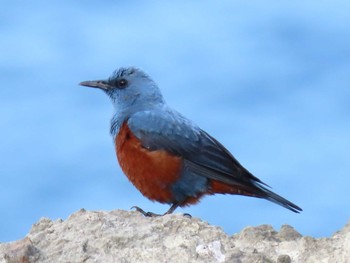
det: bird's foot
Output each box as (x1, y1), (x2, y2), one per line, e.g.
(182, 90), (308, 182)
(131, 206), (192, 218)
(183, 213), (192, 218)
(131, 206), (161, 217)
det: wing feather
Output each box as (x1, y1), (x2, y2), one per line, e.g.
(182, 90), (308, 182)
(128, 110), (264, 187)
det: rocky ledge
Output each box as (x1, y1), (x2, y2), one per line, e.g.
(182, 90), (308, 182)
(0, 209), (349, 263)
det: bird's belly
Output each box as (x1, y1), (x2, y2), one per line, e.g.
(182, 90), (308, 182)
(116, 123), (182, 204)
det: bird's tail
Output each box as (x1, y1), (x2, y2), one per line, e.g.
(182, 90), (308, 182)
(209, 179), (302, 213)
(257, 184), (302, 213)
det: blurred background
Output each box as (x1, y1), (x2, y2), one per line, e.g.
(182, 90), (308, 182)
(1, 1), (349, 242)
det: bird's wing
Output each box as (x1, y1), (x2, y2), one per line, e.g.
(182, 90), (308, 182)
(127, 109), (302, 213)
(127, 109), (265, 189)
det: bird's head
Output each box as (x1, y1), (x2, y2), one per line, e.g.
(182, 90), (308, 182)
(80, 67), (165, 113)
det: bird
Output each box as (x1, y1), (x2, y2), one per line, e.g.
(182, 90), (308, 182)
(79, 67), (302, 216)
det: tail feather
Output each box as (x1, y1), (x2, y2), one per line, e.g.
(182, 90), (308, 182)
(258, 185), (302, 213)
(210, 179), (302, 213)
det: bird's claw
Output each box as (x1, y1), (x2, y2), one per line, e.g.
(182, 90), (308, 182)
(131, 206), (161, 217)
(183, 213), (192, 218)
(131, 206), (192, 218)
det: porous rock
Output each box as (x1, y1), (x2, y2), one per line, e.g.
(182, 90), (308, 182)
(0, 209), (349, 263)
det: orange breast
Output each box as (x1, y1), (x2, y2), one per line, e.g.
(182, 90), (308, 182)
(116, 122), (183, 204)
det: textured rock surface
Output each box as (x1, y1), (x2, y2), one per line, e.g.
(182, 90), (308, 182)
(0, 209), (349, 263)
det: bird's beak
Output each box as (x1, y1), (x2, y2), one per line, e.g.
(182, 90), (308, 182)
(79, 80), (111, 90)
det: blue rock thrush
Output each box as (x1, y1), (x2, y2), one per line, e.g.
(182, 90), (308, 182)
(80, 67), (302, 216)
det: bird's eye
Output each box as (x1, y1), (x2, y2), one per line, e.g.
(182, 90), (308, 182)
(117, 78), (128, 88)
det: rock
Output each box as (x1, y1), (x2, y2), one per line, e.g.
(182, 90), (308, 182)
(0, 209), (349, 263)
(0, 237), (40, 263)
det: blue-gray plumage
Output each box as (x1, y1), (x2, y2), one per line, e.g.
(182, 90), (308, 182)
(80, 67), (302, 215)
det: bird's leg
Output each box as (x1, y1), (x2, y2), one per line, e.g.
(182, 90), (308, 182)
(163, 202), (179, 215)
(164, 203), (192, 217)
